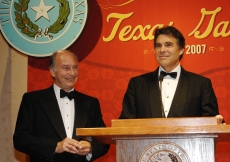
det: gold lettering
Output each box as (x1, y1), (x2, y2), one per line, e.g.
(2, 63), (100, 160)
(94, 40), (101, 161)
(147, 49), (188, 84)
(119, 25), (153, 41)
(132, 25), (151, 41)
(119, 22), (173, 41)
(103, 12), (174, 42)
(213, 21), (230, 37)
(103, 12), (133, 42)
(189, 7), (222, 39)
(147, 24), (169, 40)
(119, 25), (132, 41)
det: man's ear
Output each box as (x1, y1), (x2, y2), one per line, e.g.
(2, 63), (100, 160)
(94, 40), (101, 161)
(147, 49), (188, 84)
(50, 68), (55, 77)
(180, 48), (184, 55)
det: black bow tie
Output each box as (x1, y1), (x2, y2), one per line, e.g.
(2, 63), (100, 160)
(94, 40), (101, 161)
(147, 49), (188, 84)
(60, 89), (74, 100)
(160, 71), (177, 79)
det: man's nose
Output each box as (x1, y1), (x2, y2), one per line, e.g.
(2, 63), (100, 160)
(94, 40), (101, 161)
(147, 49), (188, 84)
(160, 46), (166, 52)
(69, 69), (77, 75)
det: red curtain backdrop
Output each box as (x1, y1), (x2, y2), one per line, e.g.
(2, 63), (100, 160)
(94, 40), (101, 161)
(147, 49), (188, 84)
(28, 0), (230, 161)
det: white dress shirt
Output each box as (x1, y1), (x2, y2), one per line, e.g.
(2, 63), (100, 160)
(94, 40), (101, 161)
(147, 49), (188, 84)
(53, 84), (75, 138)
(53, 84), (92, 161)
(159, 64), (181, 117)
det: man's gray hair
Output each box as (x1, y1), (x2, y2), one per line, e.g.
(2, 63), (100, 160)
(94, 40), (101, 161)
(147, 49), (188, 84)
(49, 50), (79, 71)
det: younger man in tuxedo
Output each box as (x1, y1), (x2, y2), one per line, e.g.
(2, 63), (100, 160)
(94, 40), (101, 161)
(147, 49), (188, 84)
(119, 26), (224, 123)
(14, 50), (109, 162)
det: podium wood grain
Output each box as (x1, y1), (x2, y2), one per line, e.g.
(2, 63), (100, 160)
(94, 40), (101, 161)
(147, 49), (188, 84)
(76, 117), (230, 162)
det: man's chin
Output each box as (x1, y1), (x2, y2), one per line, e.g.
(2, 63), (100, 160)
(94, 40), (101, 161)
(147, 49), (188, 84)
(63, 83), (76, 90)
(158, 61), (170, 67)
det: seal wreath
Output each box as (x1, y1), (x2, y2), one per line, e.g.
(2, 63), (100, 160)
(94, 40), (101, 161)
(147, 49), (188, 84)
(14, 0), (70, 40)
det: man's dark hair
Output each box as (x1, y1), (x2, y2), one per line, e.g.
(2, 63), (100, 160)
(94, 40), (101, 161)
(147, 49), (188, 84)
(154, 26), (185, 60)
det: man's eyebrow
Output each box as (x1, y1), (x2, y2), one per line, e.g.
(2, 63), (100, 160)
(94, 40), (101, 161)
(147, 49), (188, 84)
(61, 65), (70, 67)
(155, 42), (173, 44)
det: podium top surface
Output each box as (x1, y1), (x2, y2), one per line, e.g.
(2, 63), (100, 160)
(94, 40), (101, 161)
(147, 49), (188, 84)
(76, 117), (230, 144)
(111, 117), (218, 127)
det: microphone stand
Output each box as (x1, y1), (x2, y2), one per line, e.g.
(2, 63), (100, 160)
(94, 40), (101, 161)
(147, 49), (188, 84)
(159, 74), (166, 118)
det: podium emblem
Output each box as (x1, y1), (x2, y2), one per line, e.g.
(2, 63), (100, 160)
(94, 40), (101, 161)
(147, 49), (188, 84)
(0, 0), (88, 57)
(139, 142), (190, 162)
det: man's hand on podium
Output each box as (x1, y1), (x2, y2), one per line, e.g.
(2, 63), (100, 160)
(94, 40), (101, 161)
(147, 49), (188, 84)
(215, 115), (226, 125)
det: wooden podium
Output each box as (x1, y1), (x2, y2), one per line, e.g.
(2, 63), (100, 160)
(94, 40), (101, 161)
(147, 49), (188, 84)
(76, 117), (230, 162)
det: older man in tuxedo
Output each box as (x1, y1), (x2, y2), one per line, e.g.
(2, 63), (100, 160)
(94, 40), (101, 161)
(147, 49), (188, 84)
(14, 50), (109, 162)
(119, 26), (224, 123)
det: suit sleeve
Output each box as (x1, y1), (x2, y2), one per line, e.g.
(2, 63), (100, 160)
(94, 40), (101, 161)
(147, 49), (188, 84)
(13, 93), (57, 161)
(87, 98), (110, 161)
(119, 78), (137, 119)
(201, 78), (219, 116)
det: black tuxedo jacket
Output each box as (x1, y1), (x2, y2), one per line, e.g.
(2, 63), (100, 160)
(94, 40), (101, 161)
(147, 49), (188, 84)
(13, 86), (109, 162)
(120, 67), (219, 118)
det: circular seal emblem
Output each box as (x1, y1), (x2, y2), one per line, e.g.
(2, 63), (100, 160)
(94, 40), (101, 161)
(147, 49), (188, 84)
(0, 0), (88, 57)
(139, 142), (191, 162)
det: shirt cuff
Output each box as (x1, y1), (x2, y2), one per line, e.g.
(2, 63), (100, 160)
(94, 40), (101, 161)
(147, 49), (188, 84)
(86, 152), (92, 161)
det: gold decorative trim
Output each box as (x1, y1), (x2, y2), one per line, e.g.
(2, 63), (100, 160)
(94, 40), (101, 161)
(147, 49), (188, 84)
(97, 0), (134, 9)
(209, 46), (224, 52)
(144, 49), (154, 54)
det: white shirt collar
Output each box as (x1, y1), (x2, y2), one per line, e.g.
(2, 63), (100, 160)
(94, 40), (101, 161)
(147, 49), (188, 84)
(53, 84), (74, 99)
(159, 64), (181, 80)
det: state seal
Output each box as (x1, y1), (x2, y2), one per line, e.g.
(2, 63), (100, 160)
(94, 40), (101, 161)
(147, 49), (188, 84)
(139, 142), (191, 162)
(0, 0), (88, 56)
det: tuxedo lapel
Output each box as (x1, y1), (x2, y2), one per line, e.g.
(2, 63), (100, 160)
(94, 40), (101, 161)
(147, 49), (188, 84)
(149, 69), (163, 118)
(72, 91), (88, 139)
(39, 86), (66, 139)
(168, 68), (189, 117)
(39, 87), (89, 140)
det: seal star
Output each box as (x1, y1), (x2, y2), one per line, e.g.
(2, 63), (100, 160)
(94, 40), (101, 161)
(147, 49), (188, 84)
(31, 0), (54, 21)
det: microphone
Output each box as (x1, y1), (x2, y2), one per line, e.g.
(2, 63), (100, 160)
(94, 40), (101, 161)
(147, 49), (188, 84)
(159, 73), (166, 118)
